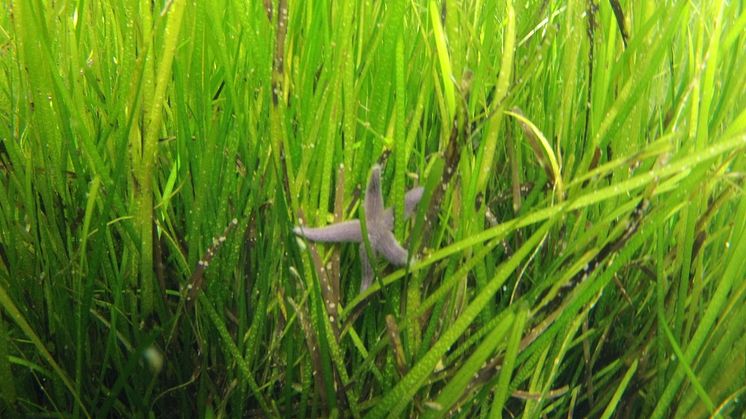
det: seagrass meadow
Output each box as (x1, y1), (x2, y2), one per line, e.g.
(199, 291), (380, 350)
(1, 0), (745, 417)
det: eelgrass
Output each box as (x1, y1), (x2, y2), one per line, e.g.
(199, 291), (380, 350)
(0, 0), (745, 417)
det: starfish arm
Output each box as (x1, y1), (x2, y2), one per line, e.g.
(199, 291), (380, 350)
(375, 231), (409, 266)
(365, 165), (386, 230)
(359, 244), (374, 292)
(404, 186), (424, 218)
(381, 186), (424, 230)
(293, 220), (362, 242)
(382, 208), (394, 231)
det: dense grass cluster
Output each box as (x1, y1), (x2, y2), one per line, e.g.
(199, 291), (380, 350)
(1, 0), (745, 417)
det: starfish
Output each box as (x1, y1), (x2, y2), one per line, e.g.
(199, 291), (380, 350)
(293, 165), (424, 292)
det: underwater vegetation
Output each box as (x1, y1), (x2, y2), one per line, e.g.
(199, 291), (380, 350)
(0, 0), (745, 417)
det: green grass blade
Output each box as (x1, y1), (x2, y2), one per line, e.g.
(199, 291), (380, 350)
(429, 0), (455, 123)
(490, 303), (528, 416)
(422, 310), (515, 418)
(599, 359), (638, 419)
(135, 0), (187, 316)
(199, 294), (277, 417)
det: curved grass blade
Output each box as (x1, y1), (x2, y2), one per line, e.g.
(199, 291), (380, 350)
(505, 109), (563, 198)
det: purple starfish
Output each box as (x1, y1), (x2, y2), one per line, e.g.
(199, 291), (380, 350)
(293, 165), (424, 292)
